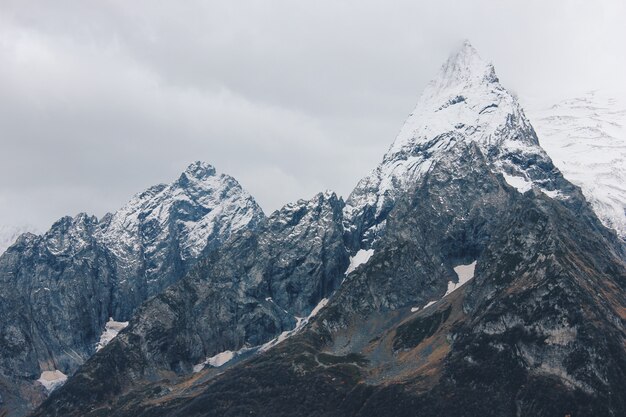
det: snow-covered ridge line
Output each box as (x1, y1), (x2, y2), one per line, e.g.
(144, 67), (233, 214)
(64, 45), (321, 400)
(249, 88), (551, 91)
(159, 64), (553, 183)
(99, 161), (264, 263)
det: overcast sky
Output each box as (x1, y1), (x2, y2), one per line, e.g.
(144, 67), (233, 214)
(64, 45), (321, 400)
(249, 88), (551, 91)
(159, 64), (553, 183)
(1, 0), (625, 230)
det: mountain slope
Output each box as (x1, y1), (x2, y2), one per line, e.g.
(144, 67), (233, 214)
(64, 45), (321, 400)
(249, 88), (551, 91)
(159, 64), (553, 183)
(527, 90), (626, 239)
(0, 162), (263, 416)
(32, 42), (626, 417)
(35, 136), (626, 417)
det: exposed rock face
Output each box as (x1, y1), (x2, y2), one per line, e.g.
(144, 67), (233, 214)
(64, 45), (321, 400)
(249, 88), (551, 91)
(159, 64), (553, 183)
(113, 190), (347, 379)
(0, 162), (263, 416)
(16, 42), (626, 417)
(28, 191), (348, 409)
(99, 161), (264, 319)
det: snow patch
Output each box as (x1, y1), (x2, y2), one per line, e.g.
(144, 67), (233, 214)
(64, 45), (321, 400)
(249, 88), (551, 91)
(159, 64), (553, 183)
(410, 307), (420, 313)
(96, 318), (129, 351)
(501, 173), (532, 193)
(194, 297), (332, 372)
(260, 298), (329, 353)
(193, 346), (256, 372)
(207, 350), (235, 367)
(308, 297), (328, 318)
(445, 261), (477, 297)
(345, 249), (375, 275)
(37, 370), (67, 392)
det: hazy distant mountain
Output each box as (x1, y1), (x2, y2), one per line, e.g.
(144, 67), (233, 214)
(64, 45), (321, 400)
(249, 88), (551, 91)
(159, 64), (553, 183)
(527, 90), (626, 239)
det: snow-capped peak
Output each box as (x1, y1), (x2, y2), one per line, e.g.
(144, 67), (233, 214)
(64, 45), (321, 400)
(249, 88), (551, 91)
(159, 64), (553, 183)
(425, 40), (498, 95)
(180, 161), (217, 180)
(387, 40), (534, 160)
(345, 41), (562, 248)
(99, 162), (264, 274)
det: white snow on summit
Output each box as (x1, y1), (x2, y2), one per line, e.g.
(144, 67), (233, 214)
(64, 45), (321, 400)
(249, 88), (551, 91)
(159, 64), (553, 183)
(526, 91), (626, 239)
(98, 161), (264, 271)
(345, 41), (560, 246)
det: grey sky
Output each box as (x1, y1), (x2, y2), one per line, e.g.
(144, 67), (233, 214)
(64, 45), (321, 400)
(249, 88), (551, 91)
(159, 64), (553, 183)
(1, 0), (625, 230)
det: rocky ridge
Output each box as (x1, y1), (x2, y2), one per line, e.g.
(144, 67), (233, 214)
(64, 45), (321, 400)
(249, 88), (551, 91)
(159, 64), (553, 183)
(0, 162), (263, 416)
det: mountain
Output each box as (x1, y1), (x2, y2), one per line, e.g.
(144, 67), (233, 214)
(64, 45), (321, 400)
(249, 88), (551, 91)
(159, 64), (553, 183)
(344, 41), (571, 250)
(25, 190), (348, 411)
(526, 90), (626, 239)
(97, 161), (264, 319)
(0, 162), (263, 416)
(0, 225), (39, 255)
(31, 42), (626, 417)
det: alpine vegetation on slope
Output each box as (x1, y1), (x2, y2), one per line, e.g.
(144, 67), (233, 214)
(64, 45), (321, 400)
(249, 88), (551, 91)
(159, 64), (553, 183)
(0, 162), (263, 416)
(344, 41), (572, 250)
(527, 90), (626, 239)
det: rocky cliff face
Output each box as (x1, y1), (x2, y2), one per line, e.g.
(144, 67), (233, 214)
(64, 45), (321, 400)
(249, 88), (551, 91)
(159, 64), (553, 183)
(24, 191), (348, 412)
(0, 162), (263, 416)
(12, 42), (626, 417)
(98, 161), (264, 319)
